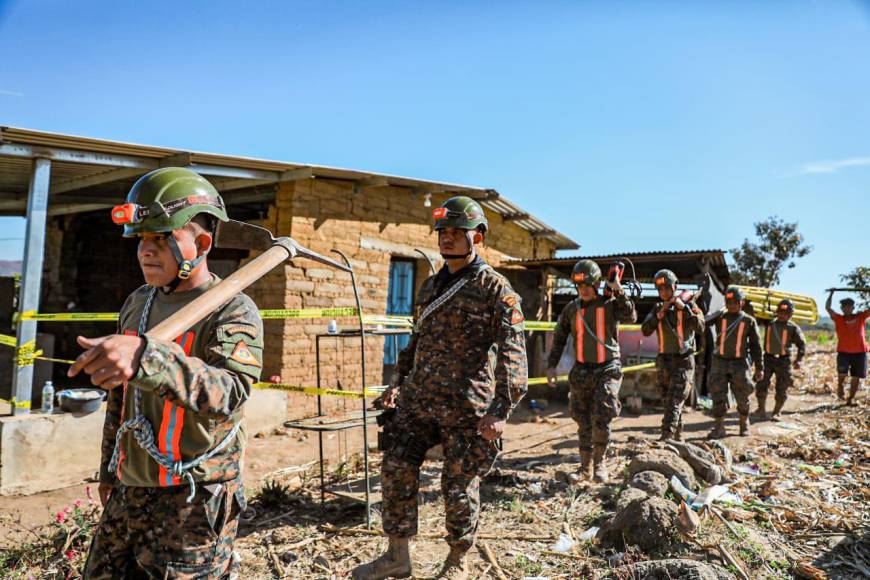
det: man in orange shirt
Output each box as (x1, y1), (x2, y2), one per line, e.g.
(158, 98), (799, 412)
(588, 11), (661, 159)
(825, 291), (870, 405)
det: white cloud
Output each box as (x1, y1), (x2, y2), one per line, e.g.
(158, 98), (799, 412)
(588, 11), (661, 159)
(0, 89), (24, 97)
(799, 156), (870, 175)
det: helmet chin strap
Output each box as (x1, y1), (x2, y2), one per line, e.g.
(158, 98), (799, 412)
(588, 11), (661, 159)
(439, 229), (476, 260)
(164, 233), (205, 294)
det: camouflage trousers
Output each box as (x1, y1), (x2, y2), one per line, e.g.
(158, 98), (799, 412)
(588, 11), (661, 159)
(656, 353), (694, 439)
(709, 356), (753, 418)
(380, 410), (500, 551)
(83, 478), (245, 579)
(568, 361), (623, 449)
(756, 354), (793, 405)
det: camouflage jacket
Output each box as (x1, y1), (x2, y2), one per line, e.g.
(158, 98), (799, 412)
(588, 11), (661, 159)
(641, 301), (704, 355)
(707, 309), (763, 370)
(764, 319), (806, 361)
(391, 257), (528, 424)
(547, 293), (636, 368)
(99, 276), (263, 487)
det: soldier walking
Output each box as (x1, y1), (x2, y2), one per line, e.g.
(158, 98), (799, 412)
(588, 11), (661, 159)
(640, 269), (704, 441)
(353, 196), (528, 580)
(754, 299), (806, 421)
(73, 168), (263, 578)
(546, 259), (636, 482)
(706, 287), (763, 438)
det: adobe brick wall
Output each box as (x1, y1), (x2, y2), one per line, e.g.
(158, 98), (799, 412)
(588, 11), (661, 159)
(243, 179), (557, 419)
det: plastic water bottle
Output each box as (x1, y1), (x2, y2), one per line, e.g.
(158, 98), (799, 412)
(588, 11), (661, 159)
(327, 320), (338, 334)
(41, 380), (55, 414)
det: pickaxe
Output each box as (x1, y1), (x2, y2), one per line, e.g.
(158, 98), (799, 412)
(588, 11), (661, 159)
(147, 220), (351, 341)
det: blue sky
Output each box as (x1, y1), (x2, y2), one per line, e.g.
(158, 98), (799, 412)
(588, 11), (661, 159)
(1, 0), (868, 311)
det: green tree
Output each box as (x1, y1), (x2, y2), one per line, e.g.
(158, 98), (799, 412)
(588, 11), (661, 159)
(729, 216), (812, 287)
(839, 266), (870, 309)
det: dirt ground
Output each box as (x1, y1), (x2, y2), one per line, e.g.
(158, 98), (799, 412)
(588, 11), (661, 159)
(1, 344), (868, 578)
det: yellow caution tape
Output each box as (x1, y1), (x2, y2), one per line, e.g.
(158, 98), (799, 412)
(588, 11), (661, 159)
(260, 308), (359, 320)
(254, 382), (385, 399)
(0, 397), (31, 409)
(526, 359), (657, 386)
(16, 307), (363, 323)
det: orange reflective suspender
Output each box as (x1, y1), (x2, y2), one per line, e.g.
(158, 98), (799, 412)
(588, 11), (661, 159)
(765, 324), (772, 353)
(595, 306), (606, 363)
(575, 307), (586, 363)
(719, 318), (726, 356)
(676, 309), (685, 348)
(657, 320), (665, 353)
(734, 322), (746, 358)
(780, 326), (788, 356)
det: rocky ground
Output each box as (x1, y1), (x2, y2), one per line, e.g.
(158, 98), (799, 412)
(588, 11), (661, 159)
(1, 341), (868, 578)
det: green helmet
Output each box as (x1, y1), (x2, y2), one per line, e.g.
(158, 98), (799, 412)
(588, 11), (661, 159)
(777, 298), (794, 313)
(112, 167), (228, 237)
(724, 286), (745, 302)
(571, 259), (602, 286)
(432, 196), (488, 232)
(654, 269), (678, 288)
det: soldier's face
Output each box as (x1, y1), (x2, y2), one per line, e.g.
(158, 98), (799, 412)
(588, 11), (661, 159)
(137, 230), (196, 287)
(438, 227), (480, 255)
(776, 310), (792, 322)
(578, 284), (597, 301)
(657, 286), (674, 301)
(725, 299), (741, 313)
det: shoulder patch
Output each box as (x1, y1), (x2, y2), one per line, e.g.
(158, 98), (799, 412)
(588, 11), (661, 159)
(222, 324), (259, 339)
(510, 308), (525, 325)
(229, 340), (261, 367)
(502, 294), (519, 308)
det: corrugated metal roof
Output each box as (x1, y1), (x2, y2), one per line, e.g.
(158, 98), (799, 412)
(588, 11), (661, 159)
(511, 249), (731, 284)
(510, 249), (727, 264)
(0, 126), (578, 249)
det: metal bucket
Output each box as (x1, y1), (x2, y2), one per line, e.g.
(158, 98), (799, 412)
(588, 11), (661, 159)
(57, 388), (106, 415)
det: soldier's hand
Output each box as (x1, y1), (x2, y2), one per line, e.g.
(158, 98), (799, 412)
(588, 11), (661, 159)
(675, 297), (685, 310)
(68, 334), (146, 389)
(477, 414), (505, 441)
(605, 279), (623, 294)
(375, 385), (399, 409)
(98, 482), (112, 507)
(546, 368), (558, 388)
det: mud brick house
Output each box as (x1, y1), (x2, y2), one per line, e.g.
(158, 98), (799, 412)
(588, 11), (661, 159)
(0, 127), (577, 418)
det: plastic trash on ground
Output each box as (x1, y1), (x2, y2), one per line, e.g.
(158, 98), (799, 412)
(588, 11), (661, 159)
(670, 475), (697, 503)
(734, 463), (762, 476)
(578, 526), (599, 542)
(697, 396), (713, 410)
(550, 533), (577, 553)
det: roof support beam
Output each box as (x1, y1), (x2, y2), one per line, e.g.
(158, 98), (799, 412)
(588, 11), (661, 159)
(50, 167), (148, 194)
(216, 167), (313, 192)
(353, 176), (390, 194)
(12, 158), (51, 415)
(0, 143), (157, 170)
(502, 212), (530, 222)
(187, 163), (277, 181)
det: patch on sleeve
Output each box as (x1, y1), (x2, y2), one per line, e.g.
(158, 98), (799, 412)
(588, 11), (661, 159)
(502, 294), (519, 308)
(510, 308), (525, 325)
(221, 324), (259, 339)
(229, 340), (261, 368)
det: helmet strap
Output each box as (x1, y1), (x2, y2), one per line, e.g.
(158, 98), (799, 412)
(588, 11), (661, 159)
(165, 233), (205, 294)
(438, 229), (476, 260)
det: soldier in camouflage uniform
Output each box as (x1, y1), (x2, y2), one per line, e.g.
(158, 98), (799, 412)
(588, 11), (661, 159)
(640, 269), (704, 441)
(705, 286), (763, 438)
(754, 298), (806, 421)
(353, 196), (528, 580)
(72, 168), (263, 579)
(546, 259), (636, 482)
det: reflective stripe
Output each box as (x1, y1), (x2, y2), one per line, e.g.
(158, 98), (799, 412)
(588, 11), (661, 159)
(575, 308), (586, 363)
(780, 327), (788, 356)
(734, 321), (746, 358)
(719, 318), (726, 356)
(765, 325), (772, 353)
(676, 310), (685, 348)
(596, 306), (606, 363)
(657, 320), (665, 353)
(154, 332), (194, 486)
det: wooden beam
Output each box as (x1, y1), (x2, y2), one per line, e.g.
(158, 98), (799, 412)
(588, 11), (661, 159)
(217, 167), (313, 192)
(50, 167), (147, 194)
(354, 176), (390, 192)
(502, 212), (530, 222)
(159, 152), (192, 167)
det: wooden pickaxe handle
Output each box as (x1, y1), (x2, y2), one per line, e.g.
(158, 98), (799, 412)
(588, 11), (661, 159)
(147, 243), (292, 341)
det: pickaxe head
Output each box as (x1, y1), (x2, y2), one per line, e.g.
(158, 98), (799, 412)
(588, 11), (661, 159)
(214, 220), (351, 272)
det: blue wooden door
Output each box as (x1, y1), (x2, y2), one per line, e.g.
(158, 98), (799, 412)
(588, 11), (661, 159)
(383, 260), (415, 365)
